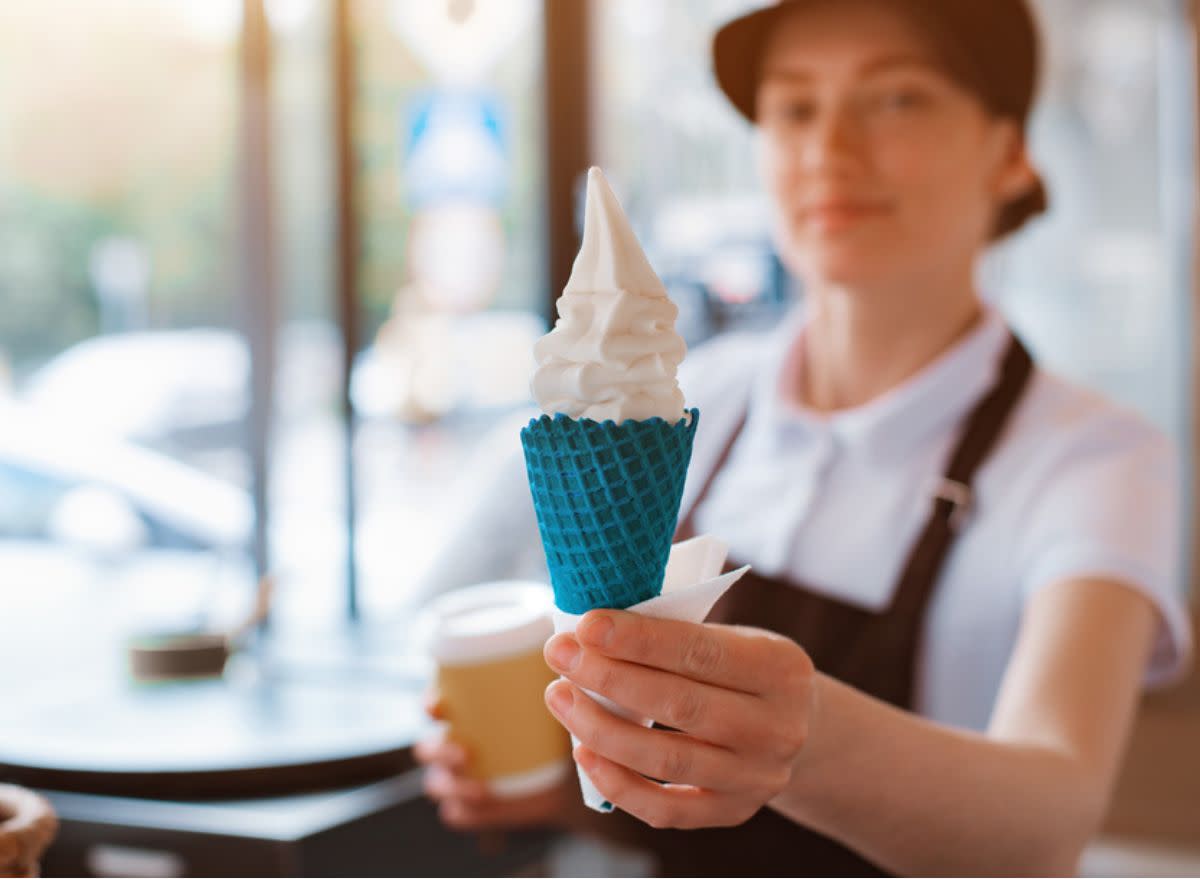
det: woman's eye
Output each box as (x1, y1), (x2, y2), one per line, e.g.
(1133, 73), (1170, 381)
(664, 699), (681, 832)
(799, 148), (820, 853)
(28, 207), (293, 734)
(779, 99), (816, 123)
(871, 87), (929, 113)
(760, 89), (817, 125)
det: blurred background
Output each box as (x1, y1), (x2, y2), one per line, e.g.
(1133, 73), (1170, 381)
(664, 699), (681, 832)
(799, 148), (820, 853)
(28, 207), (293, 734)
(0, 0), (1196, 875)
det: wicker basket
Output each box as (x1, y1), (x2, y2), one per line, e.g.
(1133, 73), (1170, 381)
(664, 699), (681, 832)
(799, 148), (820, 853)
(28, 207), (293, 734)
(0, 786), (57, 878)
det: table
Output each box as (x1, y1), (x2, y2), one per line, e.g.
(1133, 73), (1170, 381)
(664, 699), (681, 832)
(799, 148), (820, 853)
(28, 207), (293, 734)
(0, 618), (560, 875)
(32, 776), (555, 877)
(0, 627), (432, 799)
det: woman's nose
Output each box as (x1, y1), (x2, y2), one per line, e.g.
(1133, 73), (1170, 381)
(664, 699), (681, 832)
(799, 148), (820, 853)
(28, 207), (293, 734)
(798, 104), (861, 173)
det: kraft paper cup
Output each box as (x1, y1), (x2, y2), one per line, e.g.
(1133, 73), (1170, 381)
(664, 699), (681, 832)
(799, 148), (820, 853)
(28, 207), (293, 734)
(427, 581), (571, 797)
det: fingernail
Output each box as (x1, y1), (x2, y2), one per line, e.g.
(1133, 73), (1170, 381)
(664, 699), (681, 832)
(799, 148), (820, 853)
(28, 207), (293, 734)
(546, 636), (581, 672)
(579, 613), (614, 648)
(547, 682), (574, 716)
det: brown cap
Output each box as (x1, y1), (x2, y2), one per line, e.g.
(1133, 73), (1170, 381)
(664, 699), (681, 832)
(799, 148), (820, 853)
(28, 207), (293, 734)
(712, 0), (1048, 236)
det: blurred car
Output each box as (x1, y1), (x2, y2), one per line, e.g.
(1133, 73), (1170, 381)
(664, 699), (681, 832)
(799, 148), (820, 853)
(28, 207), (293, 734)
(20, 322), (342, 457)
(0, 399), (444, 623)
(0, 403), (258, 665)
(21, 329), (249, 449)
(0, 402), (251, 555)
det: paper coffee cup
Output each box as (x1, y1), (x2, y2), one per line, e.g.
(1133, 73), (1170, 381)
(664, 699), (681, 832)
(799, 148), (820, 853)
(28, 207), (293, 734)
(428, 581), (571, 797)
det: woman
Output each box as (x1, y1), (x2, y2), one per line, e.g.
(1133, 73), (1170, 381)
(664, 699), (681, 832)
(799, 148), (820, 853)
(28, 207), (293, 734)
(416, 0), (1191, 873)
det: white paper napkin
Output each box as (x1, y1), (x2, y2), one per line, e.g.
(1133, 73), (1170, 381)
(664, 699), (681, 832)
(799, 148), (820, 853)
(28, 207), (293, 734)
(551, 534), (751, 812)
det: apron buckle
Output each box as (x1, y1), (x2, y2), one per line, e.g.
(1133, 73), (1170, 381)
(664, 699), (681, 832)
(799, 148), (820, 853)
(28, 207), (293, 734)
(930, 477), (973, 530)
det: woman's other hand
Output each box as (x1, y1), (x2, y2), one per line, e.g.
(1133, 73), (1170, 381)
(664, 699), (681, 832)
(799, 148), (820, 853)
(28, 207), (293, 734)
(543, 612), (816, 829)
(415, 693), (572, 831)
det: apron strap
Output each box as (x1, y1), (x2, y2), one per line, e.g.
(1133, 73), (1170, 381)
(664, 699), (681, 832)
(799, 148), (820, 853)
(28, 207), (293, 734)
(887, 332), (1033, 617)
(674, 408), (746, 543)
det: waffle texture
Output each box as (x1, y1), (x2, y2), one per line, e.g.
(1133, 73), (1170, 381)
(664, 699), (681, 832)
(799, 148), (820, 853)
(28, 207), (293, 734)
(521, 410), (699, 613)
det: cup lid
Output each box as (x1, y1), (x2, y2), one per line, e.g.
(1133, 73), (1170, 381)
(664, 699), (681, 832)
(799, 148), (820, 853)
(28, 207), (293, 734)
(426, 581), (554, 665)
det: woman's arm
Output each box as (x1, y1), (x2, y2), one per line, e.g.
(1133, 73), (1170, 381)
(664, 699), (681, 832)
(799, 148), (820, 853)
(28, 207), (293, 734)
(773, 576), (1154, 874)
(544, 576), (1155, 875)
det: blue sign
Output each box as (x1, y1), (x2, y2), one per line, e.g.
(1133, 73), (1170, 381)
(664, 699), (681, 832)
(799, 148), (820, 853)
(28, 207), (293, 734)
(402, 89), (509, 208)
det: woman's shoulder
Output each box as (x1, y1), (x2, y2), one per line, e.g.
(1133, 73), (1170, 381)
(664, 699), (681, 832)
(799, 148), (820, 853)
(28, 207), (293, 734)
(1014, 365), (1175, 465)
(1000, 364), (1178, 525)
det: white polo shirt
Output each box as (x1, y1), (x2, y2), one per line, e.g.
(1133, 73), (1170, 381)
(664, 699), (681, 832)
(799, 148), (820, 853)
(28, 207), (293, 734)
(421, 304), (1192, 733)
(683, 304), (1191, 730)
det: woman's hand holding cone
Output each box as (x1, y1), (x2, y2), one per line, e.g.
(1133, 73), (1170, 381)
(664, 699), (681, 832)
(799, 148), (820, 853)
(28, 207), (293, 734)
(543, 610), (816, 830)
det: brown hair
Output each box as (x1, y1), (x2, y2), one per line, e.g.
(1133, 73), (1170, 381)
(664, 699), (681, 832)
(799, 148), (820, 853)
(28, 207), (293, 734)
(994, 178), (1048, 240)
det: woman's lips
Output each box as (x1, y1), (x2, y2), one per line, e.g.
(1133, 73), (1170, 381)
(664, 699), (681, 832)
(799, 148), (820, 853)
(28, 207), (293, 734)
(799, 199), (893, 232)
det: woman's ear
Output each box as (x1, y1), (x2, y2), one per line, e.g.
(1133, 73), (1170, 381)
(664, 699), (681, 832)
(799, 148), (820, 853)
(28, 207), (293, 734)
(989, 120), (1039, 204)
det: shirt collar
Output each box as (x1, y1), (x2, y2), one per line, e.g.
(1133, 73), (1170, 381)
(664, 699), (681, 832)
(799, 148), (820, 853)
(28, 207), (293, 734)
(754, 304), (1012, 462)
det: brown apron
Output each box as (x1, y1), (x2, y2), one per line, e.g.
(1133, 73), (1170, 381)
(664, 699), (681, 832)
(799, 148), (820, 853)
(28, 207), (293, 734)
(592, 332), (1033, 876)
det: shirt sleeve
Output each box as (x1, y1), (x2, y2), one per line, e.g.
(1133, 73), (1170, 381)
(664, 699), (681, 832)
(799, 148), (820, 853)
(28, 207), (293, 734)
(1018, 411), (1192, 687)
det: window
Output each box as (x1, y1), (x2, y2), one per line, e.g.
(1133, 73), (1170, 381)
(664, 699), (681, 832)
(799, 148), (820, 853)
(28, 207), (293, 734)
(0, 1), (256, 661)
(990, 0), (1194, 444)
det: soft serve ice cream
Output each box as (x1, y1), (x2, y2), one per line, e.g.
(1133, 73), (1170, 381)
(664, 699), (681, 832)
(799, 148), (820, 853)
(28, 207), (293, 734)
(531, 167), (687, 424)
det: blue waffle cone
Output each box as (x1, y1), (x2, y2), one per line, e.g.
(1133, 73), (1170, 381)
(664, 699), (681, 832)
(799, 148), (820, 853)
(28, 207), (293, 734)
(521, 409), (700, 614)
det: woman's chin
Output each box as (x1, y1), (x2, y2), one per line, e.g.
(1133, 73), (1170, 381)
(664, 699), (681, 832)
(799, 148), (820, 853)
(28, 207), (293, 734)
(797, 249), (901, 289)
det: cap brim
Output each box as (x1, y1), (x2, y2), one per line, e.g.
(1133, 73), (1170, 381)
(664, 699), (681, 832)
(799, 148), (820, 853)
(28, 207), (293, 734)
(712, 5), (784, 122)
(711, 0), (965, 124)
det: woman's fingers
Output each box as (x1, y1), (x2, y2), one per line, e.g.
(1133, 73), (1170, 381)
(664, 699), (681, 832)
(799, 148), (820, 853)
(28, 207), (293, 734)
(413, 735), (468, 770)
(440, 798), (511, 830)
(571, 611), (796, 695)
(423, 762), (547, 832)
(423, 689), (448, 721)
(574, 746), (756, 831)
(422, 764), (489, 804)
(545, 681), (768, 792)
(416, 725), (571, 832)
(544, 636), (770, 745)
(437, 784), (564, 831)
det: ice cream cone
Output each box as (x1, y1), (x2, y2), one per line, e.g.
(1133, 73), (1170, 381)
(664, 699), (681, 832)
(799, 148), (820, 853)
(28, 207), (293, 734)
(521, 409), (699, 613)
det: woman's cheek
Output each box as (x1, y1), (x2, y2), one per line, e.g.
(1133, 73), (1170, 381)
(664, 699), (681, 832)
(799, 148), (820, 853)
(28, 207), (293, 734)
(905, 174), (993, 255)
(755, 135), (795, 206)
(876, 134), (996, 248)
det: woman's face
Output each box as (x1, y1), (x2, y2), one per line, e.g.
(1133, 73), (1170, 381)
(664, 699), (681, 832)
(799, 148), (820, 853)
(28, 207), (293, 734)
(755, 0), (1034, 289)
